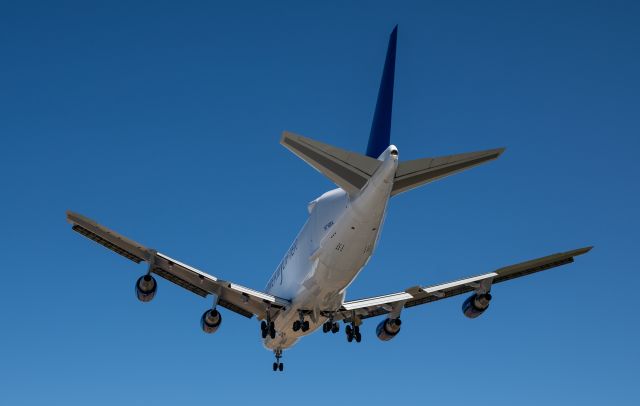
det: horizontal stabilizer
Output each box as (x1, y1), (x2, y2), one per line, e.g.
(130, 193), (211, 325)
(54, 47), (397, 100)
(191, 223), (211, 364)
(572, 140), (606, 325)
(391, 148), (505, 196)
(281, 131), (382, 195)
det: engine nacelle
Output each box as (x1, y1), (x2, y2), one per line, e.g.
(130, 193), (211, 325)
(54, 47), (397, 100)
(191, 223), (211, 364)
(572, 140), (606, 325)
(376, 318), (402, 341)
(201, 309), (222, 334)
(135, 275), (157, 302)
(462, 293), (492, 319)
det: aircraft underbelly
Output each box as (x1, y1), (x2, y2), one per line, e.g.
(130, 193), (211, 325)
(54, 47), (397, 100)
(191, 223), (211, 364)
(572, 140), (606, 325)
(264, 153), (396, 351)
(263, 204), (387, 351)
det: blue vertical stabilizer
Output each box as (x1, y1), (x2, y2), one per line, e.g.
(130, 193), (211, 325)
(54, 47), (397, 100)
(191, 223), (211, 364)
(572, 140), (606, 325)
(366, 26), (398, 158)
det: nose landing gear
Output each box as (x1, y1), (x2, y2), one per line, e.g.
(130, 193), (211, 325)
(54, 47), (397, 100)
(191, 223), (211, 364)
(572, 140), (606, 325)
(272, 349), (284, 372)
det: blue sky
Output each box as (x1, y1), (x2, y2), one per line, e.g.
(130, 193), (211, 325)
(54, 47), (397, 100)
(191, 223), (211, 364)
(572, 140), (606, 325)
(1, 1), (639, 404)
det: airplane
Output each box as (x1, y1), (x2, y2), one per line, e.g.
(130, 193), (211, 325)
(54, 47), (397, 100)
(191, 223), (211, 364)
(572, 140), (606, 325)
(67, 26), (592, 372)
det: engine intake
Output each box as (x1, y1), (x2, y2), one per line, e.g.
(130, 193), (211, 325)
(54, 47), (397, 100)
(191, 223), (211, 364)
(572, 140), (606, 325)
(135, 275), (157, 302)
(376, 318), (402, 341)
(201, 309), (222, 334)
(462, 293), (492, 319)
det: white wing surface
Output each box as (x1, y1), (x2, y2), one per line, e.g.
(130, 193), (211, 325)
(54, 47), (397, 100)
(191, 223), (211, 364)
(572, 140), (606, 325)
(334, 247), (592, 321)
(67, 211), (289, 319)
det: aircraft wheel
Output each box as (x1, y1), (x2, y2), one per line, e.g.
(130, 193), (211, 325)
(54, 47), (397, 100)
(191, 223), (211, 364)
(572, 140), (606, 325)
(272, 362), (278, 371)
(355, 332), (362, 343)
(278, 363), (284, 371)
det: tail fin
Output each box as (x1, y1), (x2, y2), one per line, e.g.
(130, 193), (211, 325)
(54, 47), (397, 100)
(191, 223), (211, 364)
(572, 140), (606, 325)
(366, 26), (398, 159)
(282, 27), (505, 198)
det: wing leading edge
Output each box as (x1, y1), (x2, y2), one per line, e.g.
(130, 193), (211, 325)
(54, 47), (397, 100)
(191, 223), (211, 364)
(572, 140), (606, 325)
(67, 211), (289, 319)
(335, 246), (592, 321)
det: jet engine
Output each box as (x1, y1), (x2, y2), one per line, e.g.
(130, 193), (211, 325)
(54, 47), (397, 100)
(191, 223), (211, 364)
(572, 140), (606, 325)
(135, 275), (157, 302)
(201, 309), (222, 334)
(376, 318), (402, 341)
(462, 293), (492, 319)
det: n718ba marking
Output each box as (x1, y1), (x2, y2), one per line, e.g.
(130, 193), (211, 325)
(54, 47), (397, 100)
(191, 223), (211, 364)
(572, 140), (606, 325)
(67, 26), (591, 372)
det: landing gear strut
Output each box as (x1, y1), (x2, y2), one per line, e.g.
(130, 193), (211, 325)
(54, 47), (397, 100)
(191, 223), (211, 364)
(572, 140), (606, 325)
(261, 312), (276, 339)
(322, 317), (340, 334)
(261, 320), (276, 339)
(272, 349), (284, 372)
(292, 311), (310, 332)
(345, 322), (362, 343)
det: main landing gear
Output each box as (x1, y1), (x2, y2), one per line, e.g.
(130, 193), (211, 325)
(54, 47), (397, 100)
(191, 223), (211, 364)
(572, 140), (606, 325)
(292, 311), (310, 332)
(345, 322), (362, 343)
(322, 320), (340, 334)
(261, 320), (276, 339)
(272, 349), (284, 372)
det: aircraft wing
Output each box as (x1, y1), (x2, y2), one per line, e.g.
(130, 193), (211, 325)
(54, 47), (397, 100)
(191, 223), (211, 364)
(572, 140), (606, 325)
(66, 211), (289, 319)
(334, 247), (592, 321)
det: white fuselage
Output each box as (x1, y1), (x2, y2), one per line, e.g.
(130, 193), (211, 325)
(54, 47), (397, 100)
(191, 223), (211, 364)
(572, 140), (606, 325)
(264, 146), (398, 350)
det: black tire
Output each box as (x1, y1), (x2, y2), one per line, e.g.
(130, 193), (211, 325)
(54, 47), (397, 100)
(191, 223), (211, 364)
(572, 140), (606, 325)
(355, 332), (362, 343)
(293, 320), (300, 332)
(347, 333), (353, 343)
(303, 321), (310, 331)
(261, 321), (267, 331)
(332, 323), (339, 334)
(322, 323), (328, 333)
(279, 362), (284, 371)
(354, 325), (360, 335)
(346, 325), (352, 335)
(270, 327), (276, 339)
(273, 362), (278, 371)
(261, 329), (268, 339)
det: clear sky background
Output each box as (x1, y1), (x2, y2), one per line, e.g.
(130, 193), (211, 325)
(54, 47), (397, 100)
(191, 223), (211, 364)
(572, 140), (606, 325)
(1, 1), (639, 405)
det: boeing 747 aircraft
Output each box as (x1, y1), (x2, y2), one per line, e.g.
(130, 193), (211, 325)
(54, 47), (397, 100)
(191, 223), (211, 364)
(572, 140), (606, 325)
(67, 27), (591, 371)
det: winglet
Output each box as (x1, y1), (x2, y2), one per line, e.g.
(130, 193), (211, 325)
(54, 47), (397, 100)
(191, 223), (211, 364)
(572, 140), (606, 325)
(570, 246), (594, 256)
(366, 26), (398, 159)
